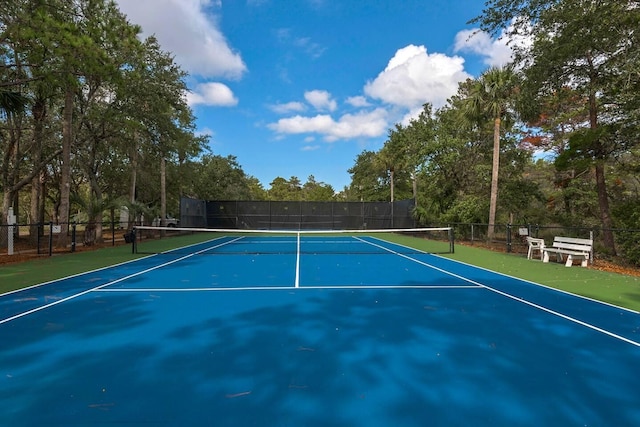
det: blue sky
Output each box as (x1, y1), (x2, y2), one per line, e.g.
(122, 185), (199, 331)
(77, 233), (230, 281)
(114, 0), (515, 191)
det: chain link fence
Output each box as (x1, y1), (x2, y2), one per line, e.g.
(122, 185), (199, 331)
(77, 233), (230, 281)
(449, 222), (640, 266)
(2, 217), (639, 267)
(180, 197), (417, 230)
(0, 220), (131, 259)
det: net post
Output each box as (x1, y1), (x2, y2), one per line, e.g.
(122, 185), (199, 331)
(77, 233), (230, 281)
(131, 227), (137, 254)
(448, 226), (455, 254)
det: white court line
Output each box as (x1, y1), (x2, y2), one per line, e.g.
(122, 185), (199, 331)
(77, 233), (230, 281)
(0, 237), (245, 325)
(5, 234), (639, 348)
(0, 253), (160, 298)
(358, 236), (640, 348)
(94, 285), (480, 292)
(295, 232), (301, 288)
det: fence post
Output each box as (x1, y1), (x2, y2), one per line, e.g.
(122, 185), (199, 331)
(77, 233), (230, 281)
(7, 207), (16, 255)
(48, 221), (53, 256)
(71, 222), (76, 253)
(37, 223), (42, 255)
(506, 223), (512, 253)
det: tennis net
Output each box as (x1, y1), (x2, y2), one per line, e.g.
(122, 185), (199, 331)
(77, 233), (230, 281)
(131, 226), (454, 256)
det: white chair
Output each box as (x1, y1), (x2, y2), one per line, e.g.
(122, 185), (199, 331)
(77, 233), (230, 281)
(526, 237), (545, 260)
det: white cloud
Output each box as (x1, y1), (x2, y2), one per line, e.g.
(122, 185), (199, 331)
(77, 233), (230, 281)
(270, 101), (307, 114)
(454, 29), (513, 67)
(268, 108), (388, 142)
(195, 127), (214, 137)
(292, 37), (327, 59)
(454, 23), (532, 68)
(304, 90), (337, 112)
(399, 107), (427, 127)
(301, 145), (321, 151)
(364, 44), (471, 109)
(187, 82), (238, 106)
(346, 96), (371, 108)
(269, 114), (333, 134)
(330, 109), (388, 140)
(275, 28), (326, 59)
(114, 0), (246, 79)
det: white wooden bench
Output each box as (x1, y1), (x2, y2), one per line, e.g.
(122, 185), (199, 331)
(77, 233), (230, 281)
(526, 236), (545, 260)
(542, 236), (593, 267)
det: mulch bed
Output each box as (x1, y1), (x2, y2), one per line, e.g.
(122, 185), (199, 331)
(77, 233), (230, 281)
(0, 233), (130, 266)
(458, 241), (640, 278)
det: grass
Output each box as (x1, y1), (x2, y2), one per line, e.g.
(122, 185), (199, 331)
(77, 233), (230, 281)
(0, 245), (140, 294)
(0, 232), (230, 294)
(443, 243), (640, 312)
(1, 233), (639, 312)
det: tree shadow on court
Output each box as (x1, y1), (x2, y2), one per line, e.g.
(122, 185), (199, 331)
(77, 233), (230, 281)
(1, 287), (640, 426)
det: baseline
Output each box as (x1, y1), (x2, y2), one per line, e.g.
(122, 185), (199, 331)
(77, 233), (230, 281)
(93, 284), (480, 293)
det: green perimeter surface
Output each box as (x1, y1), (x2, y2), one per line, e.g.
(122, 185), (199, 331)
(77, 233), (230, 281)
(1, 233), (639, 312)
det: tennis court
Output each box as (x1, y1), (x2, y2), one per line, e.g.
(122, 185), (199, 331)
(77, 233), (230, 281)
(1, 228), (640, 426)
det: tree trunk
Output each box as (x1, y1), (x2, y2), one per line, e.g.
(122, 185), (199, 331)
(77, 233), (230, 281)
(30, 97), (46, 244)
(30, 175), (42, 243)
(160, 156), (167, 237)
(0, 113), (20, 246)
(88, 140), (104, 244)
(586, 73), (615, 255)
(487, 117), (501, 239)
(594, 162), (615, 252)
(411, 171), (418, 207)
(57, 86), (73, 248)
(128, 133), (138, 228)
(389, 167), (395, 203)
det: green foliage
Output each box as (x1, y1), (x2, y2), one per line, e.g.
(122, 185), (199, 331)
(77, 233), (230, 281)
(266, 175), (334, 201)
(483, 0), (640, 253)
(267, 177), (301, 201)
(555, 126), (612, 170)
(302, 176), (335, 201)
(0, 0), (208, 232)
(612, 200), (640, 266)
(187, 154), (257, 201)
(346, 150), (389, 201)
(70, 190), (117, 221)
(0, 90), (29, 116)
(411, 205), (432, 226)
(2, 0), (640, 266)
(441, 195), (488, 224)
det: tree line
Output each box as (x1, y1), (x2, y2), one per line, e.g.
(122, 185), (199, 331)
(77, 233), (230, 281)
(344, 0), (640, 263)
(2, 0), (640, 264)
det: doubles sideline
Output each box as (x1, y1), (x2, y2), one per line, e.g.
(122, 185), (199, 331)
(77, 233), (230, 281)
(1, 235), (639, 349)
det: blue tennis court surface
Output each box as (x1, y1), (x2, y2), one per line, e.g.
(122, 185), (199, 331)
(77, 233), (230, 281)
(1, 235), (640, 426)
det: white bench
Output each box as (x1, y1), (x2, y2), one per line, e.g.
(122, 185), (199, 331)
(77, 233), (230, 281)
(542, 236), (593, 267)
(526, 236), (545, 260)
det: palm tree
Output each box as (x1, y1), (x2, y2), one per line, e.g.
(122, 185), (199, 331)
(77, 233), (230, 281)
(464, 66), (520, 239)
(0, 89), (28, 116)
(376, 144), (398, 203)
(71, 192), (116, 245)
